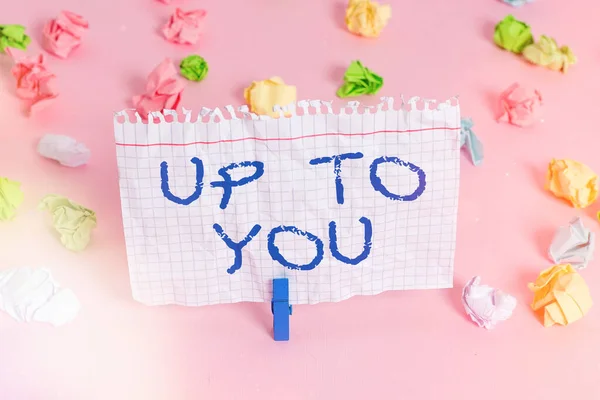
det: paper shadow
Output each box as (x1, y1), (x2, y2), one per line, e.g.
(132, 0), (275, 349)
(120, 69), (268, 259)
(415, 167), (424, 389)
(329, 65), (347, 86)
(331, 2), (348, 32)
(534, 226), (554, 261)
(238, 302), (272, 338)
(231, 84), (247, 104)
(484, 89), (499, 120)
(481, 20), (496, 42)
(125, 75), (147, 105)
(0, 56), (14, 93)
(524, 163), (551, 196)
(447, 279), (469, 321)
(515, 268), (538, 306)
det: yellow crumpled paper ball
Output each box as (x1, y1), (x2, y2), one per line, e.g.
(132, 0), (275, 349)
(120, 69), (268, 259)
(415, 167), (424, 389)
(528, 264), (592, 327)
(0, 177), (24, 221)
(345, 0), (391, 38)
(243, 77), (297, 118)
(546, 158), (598, 208)
(522, 35), (577, 73)
(38, 194), (97, 252)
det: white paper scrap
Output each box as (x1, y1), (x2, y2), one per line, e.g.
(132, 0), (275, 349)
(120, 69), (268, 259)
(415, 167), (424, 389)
(462, 276), (516, 329)
(549, 217), (595, 270)
(0, 267), (81, 326)
(37, 134), (91, 167)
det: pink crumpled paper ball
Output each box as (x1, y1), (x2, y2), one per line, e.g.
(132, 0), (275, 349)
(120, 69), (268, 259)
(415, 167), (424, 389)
(10, 52), (59, 114)
(42, 11), (89, 59)
(497, 82), (543, 127)
(162, 8), (206, 45)
(132, 58), (186, 117)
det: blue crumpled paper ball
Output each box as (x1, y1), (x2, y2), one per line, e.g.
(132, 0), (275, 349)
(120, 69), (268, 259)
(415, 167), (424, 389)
(501, 0), (534, 7)
(460, 118), (484, 166)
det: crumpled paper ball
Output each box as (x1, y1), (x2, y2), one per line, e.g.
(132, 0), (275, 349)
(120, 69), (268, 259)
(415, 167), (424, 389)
(38, 194), (97, 252)
(162, 8), (206, 45)
(460, 118), (484, 166)
(336, 60), (383, 98)
(462, 276), (517, 329)
(523, 35), (576, 73)
(179, 55), (208, 82)
(37, 134), (91, 168)
(528, 264), (593, 327)
(0, 177), (24, 221)
(501, 0), (534, 7)
(345, 0), (391, 38)
(497, 83), (542, 127)
(132, 58), (186, 117)
(42, 11), (89, 59)
(494, 14), (534, 54)
(10, 53), (59, 114)
(546, 158), (598, 208)
(0, 24), (31, 53)
(0, 267), (80, 326)
(244, 77), (297, 118)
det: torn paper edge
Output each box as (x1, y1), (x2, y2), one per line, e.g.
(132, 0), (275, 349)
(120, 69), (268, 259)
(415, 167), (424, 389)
(113, 96), (460, 125)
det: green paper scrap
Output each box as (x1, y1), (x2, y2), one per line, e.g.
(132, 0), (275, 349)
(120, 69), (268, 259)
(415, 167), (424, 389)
(38, 194), (97, 252)
(0, 177), (24, 221)
(0, 24), (31, 53)
(493, 15), (533, 54)
(336, 60), (383, 98)
(180, 55), (209, 82)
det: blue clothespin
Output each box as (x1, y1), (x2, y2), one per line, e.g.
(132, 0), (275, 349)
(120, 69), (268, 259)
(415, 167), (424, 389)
(272, 278), (292, 341)
(460, 117), (484, 166)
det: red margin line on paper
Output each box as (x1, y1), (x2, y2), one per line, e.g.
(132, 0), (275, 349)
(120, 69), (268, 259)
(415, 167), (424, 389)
(114, 127), (460, 147)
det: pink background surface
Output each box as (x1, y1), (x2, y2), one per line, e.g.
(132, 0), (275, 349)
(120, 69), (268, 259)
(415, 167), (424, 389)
(2, 0), (600, 399)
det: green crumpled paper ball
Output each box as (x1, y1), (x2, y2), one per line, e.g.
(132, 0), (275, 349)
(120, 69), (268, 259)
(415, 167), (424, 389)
(179, 55), (209, 82)
(0, 177), (24, 221)
(0, 24), (31, 53)
(493, 15), (533, 54)
(336, 60), (384, 99)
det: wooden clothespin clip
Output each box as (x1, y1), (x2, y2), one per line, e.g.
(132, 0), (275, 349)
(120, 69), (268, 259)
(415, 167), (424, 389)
(271, 278), (292, 341)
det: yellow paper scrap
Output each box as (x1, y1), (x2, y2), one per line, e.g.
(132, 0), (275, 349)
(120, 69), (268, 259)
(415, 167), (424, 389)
(546, 158), (598, 208)
(243, 77), (296, 118)
(38, 194), (97, 252)
(522, 35), (576, 73)
(0, 177), (24, 221)
(528, 264), (592, 327)
(345, 0), (391, 38)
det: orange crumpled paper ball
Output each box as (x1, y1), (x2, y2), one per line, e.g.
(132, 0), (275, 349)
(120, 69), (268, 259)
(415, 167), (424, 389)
(132, 58), (186, 117)
(10, 52), (59, 114)
(162, 8), (206, 45)
(546, 158), (598, 208)
(345, 0), (391, 38)
(42, 11), (89, 59)
(528, 264), (593, 327)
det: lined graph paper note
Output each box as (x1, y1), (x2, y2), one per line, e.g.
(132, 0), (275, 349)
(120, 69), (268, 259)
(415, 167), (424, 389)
(114, 98), (461, 306)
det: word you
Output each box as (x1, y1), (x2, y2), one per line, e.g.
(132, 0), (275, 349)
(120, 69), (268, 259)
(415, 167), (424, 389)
(160, 152), (426, 274)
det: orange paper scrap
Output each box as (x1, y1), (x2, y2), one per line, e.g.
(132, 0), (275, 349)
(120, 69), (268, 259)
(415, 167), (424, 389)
(243, 77), (297, 118)
(528, 264), (593, 327)
(345, 0), (391, 38)
(546, 158), (598, 208)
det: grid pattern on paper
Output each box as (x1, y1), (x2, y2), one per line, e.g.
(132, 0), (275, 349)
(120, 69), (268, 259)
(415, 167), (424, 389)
(114, 106), (461, 306)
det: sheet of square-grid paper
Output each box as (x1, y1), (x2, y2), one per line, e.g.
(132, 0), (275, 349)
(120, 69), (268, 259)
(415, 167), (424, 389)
(114, 102), (461, 306)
